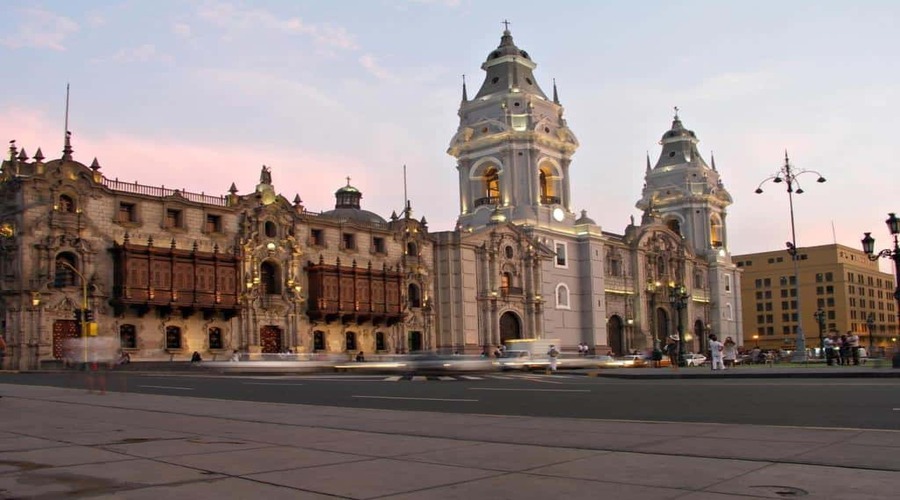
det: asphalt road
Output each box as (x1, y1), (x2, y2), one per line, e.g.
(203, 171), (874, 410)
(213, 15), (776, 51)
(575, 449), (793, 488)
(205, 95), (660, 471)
(4, 371), (899, 430)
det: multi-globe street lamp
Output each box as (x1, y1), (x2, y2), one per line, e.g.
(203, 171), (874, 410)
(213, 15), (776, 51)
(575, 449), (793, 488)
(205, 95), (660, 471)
(813, 308), (826, 358)
(755, 152), (826, 362)
(668, 282), (690, 368)
(861, 212), (900, 362)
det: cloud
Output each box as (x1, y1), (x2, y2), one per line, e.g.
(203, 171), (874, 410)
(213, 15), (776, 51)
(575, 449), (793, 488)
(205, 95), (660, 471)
(359, 54), (395, 81)
(196, 1), (357, 51)
(0, 7), (79, 51)
(173, 22), (192, 38)
(110, 44), (173, 64)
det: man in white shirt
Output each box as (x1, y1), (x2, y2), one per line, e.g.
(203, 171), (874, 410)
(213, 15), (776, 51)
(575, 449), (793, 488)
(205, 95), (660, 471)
(847, 331), (860, 365)
(709, 334), (725, 370)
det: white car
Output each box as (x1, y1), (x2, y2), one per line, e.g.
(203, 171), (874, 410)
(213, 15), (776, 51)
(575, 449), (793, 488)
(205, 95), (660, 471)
(683, 353), (707, 367)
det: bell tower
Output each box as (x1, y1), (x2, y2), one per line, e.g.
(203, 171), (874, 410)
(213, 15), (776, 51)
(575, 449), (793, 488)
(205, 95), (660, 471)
(637, 110), (733, 258)
(447, 28), (579, 231)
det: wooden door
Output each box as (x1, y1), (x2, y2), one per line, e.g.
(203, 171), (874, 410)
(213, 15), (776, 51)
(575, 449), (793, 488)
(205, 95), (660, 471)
(260, 326), (282, 354)
(52, 320), (80, 359)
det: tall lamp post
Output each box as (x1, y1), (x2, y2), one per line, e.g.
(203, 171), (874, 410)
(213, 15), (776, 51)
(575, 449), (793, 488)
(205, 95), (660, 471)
(669, 282), (690, 367)
(755, 152), (826, 362)
(813, 308), (826, 358)
(865, 313), (875, 354)
(861, 212), (900, 363)
(646, 280), (661, 350)
(56, 260), (89, 364)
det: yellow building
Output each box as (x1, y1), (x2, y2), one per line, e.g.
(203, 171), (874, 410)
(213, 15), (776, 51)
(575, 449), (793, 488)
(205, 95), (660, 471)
(735, 244), (897, 353)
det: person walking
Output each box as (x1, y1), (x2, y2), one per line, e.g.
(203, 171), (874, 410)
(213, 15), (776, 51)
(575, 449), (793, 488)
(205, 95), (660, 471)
(723, 337), (737, 368)
(709, 334), (725, 370)
(547, 344), (559, 373)
(847, 331), (860, 366)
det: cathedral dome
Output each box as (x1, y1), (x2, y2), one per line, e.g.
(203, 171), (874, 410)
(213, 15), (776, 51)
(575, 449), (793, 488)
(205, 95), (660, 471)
(320, 178), (387, 225)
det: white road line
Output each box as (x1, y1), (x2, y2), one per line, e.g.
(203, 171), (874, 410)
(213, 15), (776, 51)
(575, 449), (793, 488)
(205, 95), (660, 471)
(460, 375), (484, 380)
(384, 376), (402, 381)
(437, 376), (455, 381)
(137, 385), (194, 391)
(470, 387), (590, 393)
(241, 382), (305, 386)
(353, 395), (478, 402)
(412, 376), (427, 382)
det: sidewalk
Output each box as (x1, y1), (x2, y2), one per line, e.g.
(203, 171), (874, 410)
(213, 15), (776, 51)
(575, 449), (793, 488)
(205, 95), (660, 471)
(590, 364), (900, 379)
(1, 383), (897, 499)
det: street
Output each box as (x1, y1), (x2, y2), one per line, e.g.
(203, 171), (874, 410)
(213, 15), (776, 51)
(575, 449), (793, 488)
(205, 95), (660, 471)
(4, 371), (898, 430)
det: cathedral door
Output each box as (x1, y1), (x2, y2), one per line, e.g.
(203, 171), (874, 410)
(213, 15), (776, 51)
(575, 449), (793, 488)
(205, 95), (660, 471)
(655, 308), (670, 347)
(408, 331), (423, 352)
(52, 320), (80, 359)
(607, 315), (624, 356)
(260, 326), (283, 354)
(499, 311), (521, 343)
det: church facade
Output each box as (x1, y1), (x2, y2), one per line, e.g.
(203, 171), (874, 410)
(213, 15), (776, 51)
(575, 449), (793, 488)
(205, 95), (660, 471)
(0, 29), (741, 369)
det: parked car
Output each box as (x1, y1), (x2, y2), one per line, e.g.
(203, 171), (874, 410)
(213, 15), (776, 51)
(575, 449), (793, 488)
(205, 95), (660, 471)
(683, 353), (707, 366)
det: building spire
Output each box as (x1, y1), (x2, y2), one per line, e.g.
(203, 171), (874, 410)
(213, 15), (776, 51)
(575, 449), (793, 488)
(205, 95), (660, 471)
(461, 74), (467, 102)
(646, 151), (652, 172)
(552, 78), (559, 104)
(62, 83), (73, 160)
(710, 150), (717, 171)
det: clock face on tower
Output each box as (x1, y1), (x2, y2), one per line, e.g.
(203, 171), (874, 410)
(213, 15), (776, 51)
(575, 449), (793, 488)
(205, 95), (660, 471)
(552, 207), (565, 222)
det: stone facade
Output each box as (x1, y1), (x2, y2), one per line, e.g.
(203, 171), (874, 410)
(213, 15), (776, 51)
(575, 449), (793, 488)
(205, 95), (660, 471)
(0, 28), (742, 368)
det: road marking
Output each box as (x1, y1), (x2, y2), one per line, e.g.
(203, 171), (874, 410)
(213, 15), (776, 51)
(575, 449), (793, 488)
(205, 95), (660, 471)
(412, 376), (427, 382)
(384, 376), (402, 381)
(460, 375), (484, 380)
(437, 376), (455, 381)
(469, 387), (590, 393)
(352, 395), (478, 402)
(241, 382), (305, 386)
(137, 385), (194, 391)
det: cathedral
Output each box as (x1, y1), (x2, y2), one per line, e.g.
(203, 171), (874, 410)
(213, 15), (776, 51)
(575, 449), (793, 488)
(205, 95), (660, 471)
(0, 28), (742, 369)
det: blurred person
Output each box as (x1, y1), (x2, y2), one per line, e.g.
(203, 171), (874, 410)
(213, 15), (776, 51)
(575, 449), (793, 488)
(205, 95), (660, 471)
(723, 337), (737, 368)
(230, 350), (240, 362)
(709, 334), (724, 370)
(85, 336), (117, 395)
(824, 336), (836, 366)
(839, 334), (850, 366)
(190, 351), (203, 364)
(0, 334), (6, 370)
(355, 350), (366, 362)
(847, 331), (860, 365)
(665, 335), (679, 369)
(547, 344), (559, 373)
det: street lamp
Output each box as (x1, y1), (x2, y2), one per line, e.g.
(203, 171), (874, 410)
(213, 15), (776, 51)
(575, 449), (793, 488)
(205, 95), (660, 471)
(668, 282), (690, 367)
(755, 152), (826, 362)
(865, 313), (875, 354)
(813, 308), (826, 358)
(56, 260), (89, 364)
(861, 212), (900, 362)
(646, 280), (661, 349)
(752, 334), (759, 348)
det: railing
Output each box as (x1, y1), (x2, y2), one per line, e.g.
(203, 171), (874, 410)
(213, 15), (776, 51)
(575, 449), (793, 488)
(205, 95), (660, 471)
(474, 196), (500, 208)
(103, 177), (228, 206)
(540, 195), (561, 205)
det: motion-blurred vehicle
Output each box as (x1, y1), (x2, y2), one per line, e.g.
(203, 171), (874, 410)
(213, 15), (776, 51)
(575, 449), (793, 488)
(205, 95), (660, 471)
(684, 353), (707, 366)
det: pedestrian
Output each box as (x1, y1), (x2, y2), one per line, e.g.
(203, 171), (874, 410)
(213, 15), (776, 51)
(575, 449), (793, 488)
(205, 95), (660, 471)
(190, 351), (202, 364)
(709, 334), (725, 370)
(847, 331), (860, 365)
(824, 335), (835, 366)
(838, 334), (850, 366)
(0, 334), (6, 371)
(665, 335), (679, 370)
(230, 350), (240, 362)
(723, 337), (737, 368)
(355, 351), (366, 362)
(547, 344), (559, 373)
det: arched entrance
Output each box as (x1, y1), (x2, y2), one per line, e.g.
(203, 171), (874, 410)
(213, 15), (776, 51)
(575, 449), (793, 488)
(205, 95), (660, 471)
(655, 308), (670, 347)
(694, 319), (706, 354)
(607, 315), (624, 356)
(499, 311), (522, 343)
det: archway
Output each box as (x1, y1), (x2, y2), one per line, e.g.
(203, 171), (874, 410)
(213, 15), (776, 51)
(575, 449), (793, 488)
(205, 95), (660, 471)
(655, 308), (670, 347)
(499, 311), (522, 343)
(694, 319), (706, 354)
(607, 315), (624, 356)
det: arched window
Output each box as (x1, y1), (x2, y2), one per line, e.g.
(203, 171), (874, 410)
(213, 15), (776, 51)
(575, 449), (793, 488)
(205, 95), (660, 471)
(119, 324), (137, 349)
(260, 261), (281, 295)
(375, 332), (386, 351)
(265, 221), (277, 238)
(500, 272), (511, 294)
(58, 194), (76, 213)
(725, 303), (734, 321)
(555, 283), (570, 309)
(710, 215), (723, 248)
(408, 283), (421, 308)
(406, 241), (418, 256)
(345, 331), (357, 351)
(538, 164), (559, 204)
(165, 326), (182, 350)
(483, 166), (500, 203)
(313, 331), (325, 351)
(208, 327), (223, 349)
(666, 218), (681, 236)
(54, 252), (78, 288)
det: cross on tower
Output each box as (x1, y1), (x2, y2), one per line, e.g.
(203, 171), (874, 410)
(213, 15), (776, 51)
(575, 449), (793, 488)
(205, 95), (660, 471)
(502, 19), (511, 31)
(346, 176), (351, 186)
(674, 106), (680, 119)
